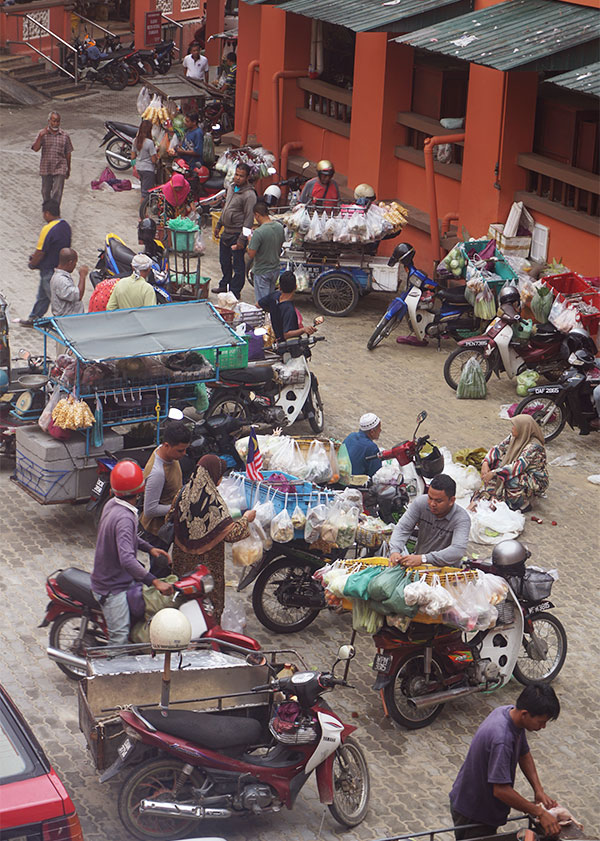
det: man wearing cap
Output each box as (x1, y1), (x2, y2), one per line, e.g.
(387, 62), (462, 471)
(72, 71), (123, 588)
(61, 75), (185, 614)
(342, 414), (382, 478)
(106, 254), (156, 310)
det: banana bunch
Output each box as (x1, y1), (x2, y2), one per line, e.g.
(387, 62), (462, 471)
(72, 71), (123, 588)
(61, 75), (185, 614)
(52, 396), (95, 430)
(141, 99), (170, 126)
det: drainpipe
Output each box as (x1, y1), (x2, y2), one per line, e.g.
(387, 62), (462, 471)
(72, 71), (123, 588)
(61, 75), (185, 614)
(280, 141), (303, 202)
(273, 70), (305, 167)
(240, 59), (259, 146)
(441, 212), (459, 237)
(423, 133), (465, 262)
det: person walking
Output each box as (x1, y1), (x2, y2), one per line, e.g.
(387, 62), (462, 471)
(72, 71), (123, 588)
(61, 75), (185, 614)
(132, 119), (157, 216)
(183, 42), (208, 82)
(31, 111), (73, 207)
(49, 248), (88, 317)
(16, 200), (72, 327)
(449, 683), (561, 839)
(246, 201), (285, 303)
(106, 254), (156, 310)
(213, 163), (256, 299)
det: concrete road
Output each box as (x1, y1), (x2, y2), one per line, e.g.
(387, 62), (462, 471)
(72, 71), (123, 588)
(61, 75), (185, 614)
(0, 87), (598, 840)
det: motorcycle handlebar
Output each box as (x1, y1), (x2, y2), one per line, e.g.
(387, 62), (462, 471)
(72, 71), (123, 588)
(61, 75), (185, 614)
(252, 682), (275, 693)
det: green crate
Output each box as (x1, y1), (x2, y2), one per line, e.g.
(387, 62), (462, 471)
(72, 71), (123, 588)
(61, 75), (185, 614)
(463, 239), (517, 291)
(202, 342), (248, 371)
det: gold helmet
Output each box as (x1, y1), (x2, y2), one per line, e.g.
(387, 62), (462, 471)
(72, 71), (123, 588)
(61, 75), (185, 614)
(316, 159), (335, 175)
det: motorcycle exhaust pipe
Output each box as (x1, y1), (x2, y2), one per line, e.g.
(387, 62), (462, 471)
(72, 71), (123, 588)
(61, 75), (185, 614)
(47, 646), (87, 671)
(106, 151), (131, 164)
(409, 683), (482, 709)
(140, 800), (232, 819)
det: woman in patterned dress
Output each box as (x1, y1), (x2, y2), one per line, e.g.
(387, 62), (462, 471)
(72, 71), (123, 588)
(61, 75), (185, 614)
(171, 454), (255, 622)
(470, 415), (549, 513)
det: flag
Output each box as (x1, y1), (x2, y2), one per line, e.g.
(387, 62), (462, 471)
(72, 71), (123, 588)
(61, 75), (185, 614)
(246, 426), (264, 481)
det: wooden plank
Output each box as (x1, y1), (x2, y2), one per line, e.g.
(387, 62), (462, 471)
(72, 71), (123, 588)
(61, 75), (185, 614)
(297, 77), (353, 106)
(514, 191), (600, 236)
(394, 145), (463, 182)
(517, 153), (600, 194)
(397, 111), (464, 142)
(296, 107), (351, 138)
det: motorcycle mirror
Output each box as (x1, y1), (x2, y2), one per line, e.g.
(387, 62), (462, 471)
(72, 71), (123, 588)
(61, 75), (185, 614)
(336, 644), (355, 662)
(302, 161), (310, 170)
(246, 652), (267, 667)
(168, 408), (184, 421)
(416, 410), (427, 424)
(267, 166), (277, 176)
(313, 316), (324, 326)
(212, 123), (221, 131)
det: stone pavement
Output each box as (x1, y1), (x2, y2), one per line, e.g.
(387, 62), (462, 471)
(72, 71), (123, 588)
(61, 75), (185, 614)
(0, 89), (598, 840)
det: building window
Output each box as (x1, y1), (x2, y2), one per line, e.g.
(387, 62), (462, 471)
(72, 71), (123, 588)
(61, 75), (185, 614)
(319, 22), (355, 90)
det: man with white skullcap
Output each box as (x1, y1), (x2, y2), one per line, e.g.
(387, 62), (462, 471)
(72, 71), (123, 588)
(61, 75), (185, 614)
(107, 253), (156, 311)
(341, 413), (382, 477)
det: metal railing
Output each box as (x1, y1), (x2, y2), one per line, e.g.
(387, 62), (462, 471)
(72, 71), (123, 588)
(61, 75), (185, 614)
(71, 12), (117, 42)
(161, 13), (183, 57)
(7, 13), (78, 82)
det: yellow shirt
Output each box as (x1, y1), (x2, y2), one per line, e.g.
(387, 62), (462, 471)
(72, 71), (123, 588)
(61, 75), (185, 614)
(106, 274), (156, 310)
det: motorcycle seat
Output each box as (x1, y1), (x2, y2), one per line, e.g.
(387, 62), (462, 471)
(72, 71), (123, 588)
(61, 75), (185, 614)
(436, 286), (468, 304)
(108, 238), (135, 268)
(219, 366), (274, 386)
(55, 568), (100, 609)
(142, 709), (263, 751)
(203, 174), (226, 190)
(106, 121), (138, 137)
(136, 49), (156, 58)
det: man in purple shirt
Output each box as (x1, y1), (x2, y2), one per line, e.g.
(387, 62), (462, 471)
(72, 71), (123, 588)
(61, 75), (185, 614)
(91, 460), (173, 645)
(450, 684), (561, 839)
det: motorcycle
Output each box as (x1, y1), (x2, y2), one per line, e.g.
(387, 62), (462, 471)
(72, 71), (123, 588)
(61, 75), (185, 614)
(66, 39), (129, 90)
(206, 334), (326, 433)
(99, 120), (138, 171)
(104, 644), (370, 839)
(140, 158), (226, 228)
(89, 233), (171, 303)
(367, 244), (479, 351)
(202, 89), (235, 143)
(42, 563), (261, 681)
(371, 548), (566, 730)
(514, 350), (600, 441)
(153, 39), (176, 74)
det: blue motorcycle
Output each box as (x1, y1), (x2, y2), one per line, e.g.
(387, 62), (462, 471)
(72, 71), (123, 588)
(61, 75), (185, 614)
(366, 243), (478, 350)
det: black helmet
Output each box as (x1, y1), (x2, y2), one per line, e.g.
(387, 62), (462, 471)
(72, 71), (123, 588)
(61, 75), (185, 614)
(569, 349), (596, 369)
(566, 325), (597, 356)
(491, 539), (530, 577)
(388, 242), (415, 268)
(418, 445), (444, 479)
(138, 217), (157, 244)
(498, 285), (521, 307)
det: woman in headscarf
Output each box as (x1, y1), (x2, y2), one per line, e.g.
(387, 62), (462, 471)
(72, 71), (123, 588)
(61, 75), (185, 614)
(470, 415), (549, 513)
(170, 455), (256, 621)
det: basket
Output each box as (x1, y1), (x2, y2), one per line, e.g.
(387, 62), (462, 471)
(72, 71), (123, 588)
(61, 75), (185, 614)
(355, 523), (393, 548)
(167, 222), (198, 253)
(201, 342), (248, 371)
(215, 306), (235, 324)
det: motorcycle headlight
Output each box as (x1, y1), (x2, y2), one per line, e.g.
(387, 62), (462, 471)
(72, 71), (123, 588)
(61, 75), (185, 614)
(153, 270), (168, 284)
(410, 274), (422, 289)
(201, 573), (215, 594)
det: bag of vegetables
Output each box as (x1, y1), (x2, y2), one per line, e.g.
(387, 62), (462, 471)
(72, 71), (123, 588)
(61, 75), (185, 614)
(473, 281), (497, 321)
(457, 357), (487, 399)
(530, 285), (553, 324)
(437, 245), (467, 281)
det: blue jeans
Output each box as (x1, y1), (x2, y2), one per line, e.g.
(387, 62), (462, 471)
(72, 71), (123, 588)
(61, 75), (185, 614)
(219, 233), (246, 298)
(92, 589), (130, 645)
(253, 269), (278, 304)
(29, 267), (54, 321)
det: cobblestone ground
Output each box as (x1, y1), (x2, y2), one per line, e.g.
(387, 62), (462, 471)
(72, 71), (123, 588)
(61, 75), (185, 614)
(0, 88), (598, 840)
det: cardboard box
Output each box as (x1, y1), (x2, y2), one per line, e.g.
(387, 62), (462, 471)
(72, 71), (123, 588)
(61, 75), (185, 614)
(488, 223), (532, 259)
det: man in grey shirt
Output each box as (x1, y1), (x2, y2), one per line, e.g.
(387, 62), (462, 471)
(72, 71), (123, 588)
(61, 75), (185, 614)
(390, 474), (471, 568)
(50, 247), (88, 317)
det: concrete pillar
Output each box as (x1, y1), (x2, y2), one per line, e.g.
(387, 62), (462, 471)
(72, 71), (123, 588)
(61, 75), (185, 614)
(205, 0), (225, 66)
(235, 0), (262, 133)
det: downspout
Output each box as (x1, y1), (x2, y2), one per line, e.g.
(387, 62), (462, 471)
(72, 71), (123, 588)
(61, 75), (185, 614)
(280, 141), (303, 202)
(423, 133), (465, 262)
(273, 70), (305, 168)
(441, 213), (459, 237)
(240, 59), (259, 146)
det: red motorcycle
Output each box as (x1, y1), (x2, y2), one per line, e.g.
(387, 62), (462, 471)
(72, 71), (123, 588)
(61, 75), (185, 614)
(42, 564), (260, 680)
(103, 645), (370, 840)
(140, 158), (226, 227)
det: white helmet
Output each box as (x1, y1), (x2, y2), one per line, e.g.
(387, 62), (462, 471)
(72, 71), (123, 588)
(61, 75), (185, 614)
(354, 183), (376, 200)
(263, 184), (282, 207)
(149, 608), (192, 651)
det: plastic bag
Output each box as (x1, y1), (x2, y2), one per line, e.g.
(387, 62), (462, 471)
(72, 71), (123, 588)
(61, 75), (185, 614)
(304, 440), (332, 484)
(38, 384), (61, 432)
(304, 503), (328, 543)
(221, 592), (247, 632)
(352, 599), (384, 634)
(270, 508), (294, 543)
(219, 474), (247, 517)
(295, 268), (310, 292)
(474, 281), (497, 320)
(322, 214), (336, 242)
(136, 86), (151, 115)
(253, 497), (276, 530)
(269, 436), (306, 477)
(232, 524), (264, 566)
(337, 443), (353, 483)
(530, 285), (553, 323)
(516, 369), (540, 396)
(203, 132), (216, 167)
(365, 204), (385, 240)
(457, 357), (487, 399)
(306, 211), (324, 241)
(549, 298), (580, 333)
(291, 504), (306, 530)
(469, 499), (525, 544)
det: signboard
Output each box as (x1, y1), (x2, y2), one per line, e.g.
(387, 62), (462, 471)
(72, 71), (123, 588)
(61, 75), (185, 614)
(145, 11), (162, 46)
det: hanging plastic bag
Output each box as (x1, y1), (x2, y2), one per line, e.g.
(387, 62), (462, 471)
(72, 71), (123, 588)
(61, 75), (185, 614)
(530, 285), (553, 323)
(93, 395), (104, 448)
(304, 503), (328, 543)
(457, 357), (487, 399)
(219, 474), (247, 517)
(291, 503), (306, 530)
(203, 132), (216, 167)
(270, 507), (294, 543)
(194, 382), (209, 412)
(232, 524), (264, 566)
(352, 598), (384, 634)
(474, 281), (497, 320)
(253, 497), (276, 530)
(136, 86), (151, 115)
(306, 211), (324, 241)
(38, 384), (62, 432)
(304, 440), (332, 484)
(337, 442), (353, 483)
(516, 369), (540, 396)
(221, 592), (247, 632)
(269, 436), (306, 477)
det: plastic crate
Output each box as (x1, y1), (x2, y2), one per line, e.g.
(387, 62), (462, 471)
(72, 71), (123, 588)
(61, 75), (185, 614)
(463, 239), (518, 285)
(201, 342), (248, 371)
(541, 272), (593, 296)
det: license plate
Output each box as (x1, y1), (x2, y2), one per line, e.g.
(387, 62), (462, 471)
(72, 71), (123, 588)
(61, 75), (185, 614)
(529, 601), (552, 615)
(372, 653), (393, 674)
(92, 478), (106, 497)
(118, 737), (133, 760)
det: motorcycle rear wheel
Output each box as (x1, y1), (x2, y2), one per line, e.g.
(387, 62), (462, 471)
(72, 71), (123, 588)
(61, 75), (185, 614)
(514, 395), (566, 442)
(106, 67), (128, 90)
(513, 612), (567, 685)
(328, 737), (370, 828)
(125, 63), (140, 86)
(252, 557), (322, 633)
(443, 347), (494, 391)
(105, 137), (132, 171)
(48, 613), (104, 680)
(118, 758), (204, 841)
(384, 653), (446, 729)
(206, 393), (250, 421)
(308, 376), (324, 433)
(367, 313), (399, 350)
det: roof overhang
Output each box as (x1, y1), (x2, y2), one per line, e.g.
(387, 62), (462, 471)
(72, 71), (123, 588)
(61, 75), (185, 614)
(547, 61), (600, 97)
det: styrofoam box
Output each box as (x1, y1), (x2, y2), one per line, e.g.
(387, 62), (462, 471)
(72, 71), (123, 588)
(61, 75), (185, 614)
(370, 262), (399, 292)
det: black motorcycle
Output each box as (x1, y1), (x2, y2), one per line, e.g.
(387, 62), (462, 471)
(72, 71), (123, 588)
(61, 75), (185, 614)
(65, 38), (129, 90)
(99, 120), (137, 171)
(514, 349), (599, 441)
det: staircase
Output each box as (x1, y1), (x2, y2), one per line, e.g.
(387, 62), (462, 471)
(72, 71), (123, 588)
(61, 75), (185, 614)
(0, 53), (94, 103)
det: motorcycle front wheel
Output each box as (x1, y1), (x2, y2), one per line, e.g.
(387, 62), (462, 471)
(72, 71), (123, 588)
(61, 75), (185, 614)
(105, 137), (132, 171)
(118, 758), (204, 841)
(514, 395), (566, 442)
(125, 63), (140, 86)
(106, 67), (128, 90)
(48, 613), (104, 680)
(328, 737), (370, 828)
(367, 313), (399, 350)
(140, 192), (166, 225)
(443, 347), (494, 391)
(252, 557), (322, 633)
(513, 612), (567, 685)
(206, 393), (250, 421)
(307, 376), (324, 433)
(384, 653), (446, 729)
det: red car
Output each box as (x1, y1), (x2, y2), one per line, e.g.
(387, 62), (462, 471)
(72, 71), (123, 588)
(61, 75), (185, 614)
(0, 683), (83, 840)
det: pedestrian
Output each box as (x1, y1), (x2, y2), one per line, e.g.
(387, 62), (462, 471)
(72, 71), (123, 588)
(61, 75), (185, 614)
(170, 455), (256, 622)
(246, 200), (285, 303)
(49, 248), (88, 317)
(106, 253), (156, 310)
(91, 460), (173, 646)
(31, 111), (73, 207)
(132, 119), (157, 216)
(16, 199), (72, 327)
(213, 163), (256, 299)
(341, 413), (383, 478)
(170, 112), (204, 171)
(139, 421), (192, 557)
(183, 42), (208, 83)
(258, 270), (315, 342)
(449, 683), (561, 839)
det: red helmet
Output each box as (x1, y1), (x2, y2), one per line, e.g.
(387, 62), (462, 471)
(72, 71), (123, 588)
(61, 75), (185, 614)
(195, 165), (210, 184)
(110, 460), (145, 497)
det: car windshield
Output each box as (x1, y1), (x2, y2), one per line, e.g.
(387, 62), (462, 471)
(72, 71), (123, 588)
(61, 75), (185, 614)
(0, 714), (36, 783)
